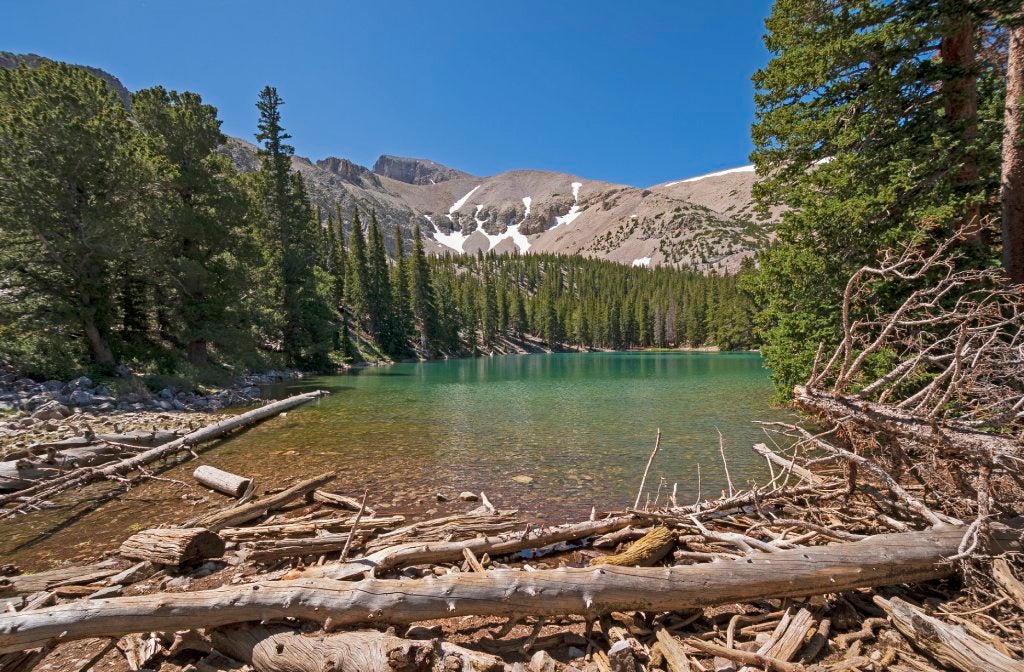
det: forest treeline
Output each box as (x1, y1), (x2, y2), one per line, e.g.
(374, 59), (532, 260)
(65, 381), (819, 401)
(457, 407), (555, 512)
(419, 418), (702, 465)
(0, 60), (755, 380)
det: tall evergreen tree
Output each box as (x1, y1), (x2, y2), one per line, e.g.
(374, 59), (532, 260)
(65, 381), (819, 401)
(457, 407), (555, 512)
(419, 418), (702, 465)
(364, 212), (395, 354)
(410, 225), (439, 356)
(344, 210), (368, 326)
(749, 0), (1013, 394)
(391, 226), (412, 352)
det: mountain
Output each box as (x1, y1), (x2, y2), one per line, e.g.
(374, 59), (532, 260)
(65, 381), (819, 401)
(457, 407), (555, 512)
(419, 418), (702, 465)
(2, 52), (778, 273)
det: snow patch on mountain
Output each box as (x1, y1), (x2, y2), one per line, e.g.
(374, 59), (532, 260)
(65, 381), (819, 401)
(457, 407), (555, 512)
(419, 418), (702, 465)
(631, 257), (652, 267)
(447, 185), (481, 220)
(664, 165), (755, 187)
(432, 221), (472, 252)
(522, 196), (532, 218)
(552, 182), (584, 228)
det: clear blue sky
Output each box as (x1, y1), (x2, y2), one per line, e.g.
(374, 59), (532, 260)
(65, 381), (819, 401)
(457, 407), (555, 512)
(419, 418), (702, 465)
(2, 0), (773, 187)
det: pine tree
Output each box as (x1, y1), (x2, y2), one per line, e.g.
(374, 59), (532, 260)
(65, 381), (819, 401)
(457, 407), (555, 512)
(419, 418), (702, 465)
(482, 268), (499, 347)
(391, 225), (412, 354)
(0, 61), (157, 368)
(410, 224), (439, 356)
(749, 0), (1013, 394)
(365, 212), (395, 354)
(344, 210), (368, 327)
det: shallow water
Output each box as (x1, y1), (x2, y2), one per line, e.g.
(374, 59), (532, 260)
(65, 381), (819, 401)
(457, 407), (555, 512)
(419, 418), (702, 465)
(0, 352), (793, 569)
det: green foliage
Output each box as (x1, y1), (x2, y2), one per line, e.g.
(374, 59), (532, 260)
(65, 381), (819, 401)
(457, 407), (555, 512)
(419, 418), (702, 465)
(749, 0), (1010, 396)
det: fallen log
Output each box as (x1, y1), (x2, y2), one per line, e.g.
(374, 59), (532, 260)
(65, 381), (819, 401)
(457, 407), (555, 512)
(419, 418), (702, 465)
(0, 562), (120, 599)
(220, 515), (405, 542)
(3, 524), (1020, 654)
(119, 528), (225, 566)
(313, 490), (377, 516)
(0, 390), (329, 517)
(876, 595), (1024, 672)
(193, 465), (252, 498)
(303, 515), (636, 580)
(751, 444), (822, 485)
(591, 527), (675, 567)
(211, 625), (506, 672)
(189, 472), (336, 532)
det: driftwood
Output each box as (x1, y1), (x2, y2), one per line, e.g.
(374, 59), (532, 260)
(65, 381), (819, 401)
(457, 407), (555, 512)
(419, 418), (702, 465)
(0, 390), (329, 517)
(193, 465), (252, 498)
(304, 515), (637, 580)
(220, 515), (405, 542)
(211, 625), (506, 672)
(363, 510), (522, 552)
(591, 527), (675, 567)
(313, 490), (377, 516)
(0, 445), (127, 491)
(3, 524), (1020, 653)
(189, 472), (336, 532)
(0, 562), (120, 600)
(877, 595), (1024, 672)
(119, 528), (225, 566)
(237, 531), (378, 564)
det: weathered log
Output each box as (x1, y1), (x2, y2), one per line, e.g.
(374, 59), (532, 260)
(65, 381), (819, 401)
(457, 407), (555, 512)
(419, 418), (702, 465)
(220, 515), (405, 542)
(193, 465), (252, 498)
(304, 515), (637, 580)
(189, 472), (335, 532)
(119, 528), (225, 566)
(2, 524), (1020, 654)
(876, 595), (1024, 672)
(237, 531), (376, 564)
(363, 510), (522, 552)
(591, 527), (675, 567)
(211, 625), (505, 672)
(0, 561), (120, 599)
(0, 390), (329, 516)
(313, 490), (377, 516)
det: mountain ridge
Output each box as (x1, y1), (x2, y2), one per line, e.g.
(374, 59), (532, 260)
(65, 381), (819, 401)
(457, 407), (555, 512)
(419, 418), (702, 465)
(1, 52), (777, 273)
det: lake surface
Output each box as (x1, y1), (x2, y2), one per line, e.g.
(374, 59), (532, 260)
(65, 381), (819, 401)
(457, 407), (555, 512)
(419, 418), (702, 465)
(1, 352), (793, 569)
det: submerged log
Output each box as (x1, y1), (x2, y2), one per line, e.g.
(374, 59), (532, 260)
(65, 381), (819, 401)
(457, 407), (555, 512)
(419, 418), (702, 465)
(0, 390), (329, 517)
(211, 625), (506, 672)
(0, 445), (126, 491)
(119, 528), (225, 566)
(189, 472), (335, 532)
(193, 465), (252, 498)
(2, 524), (1020, 654)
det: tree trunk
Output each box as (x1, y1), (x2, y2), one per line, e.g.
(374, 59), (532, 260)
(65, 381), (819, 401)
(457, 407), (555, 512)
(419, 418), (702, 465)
(1003, 21), (1024, 284)
(186, 338), (209, 366)
(2, 524), (1020, 655)
(940, 13), (981, 233)
(81, 313), (114, 366)
(189, 472), (336, 532)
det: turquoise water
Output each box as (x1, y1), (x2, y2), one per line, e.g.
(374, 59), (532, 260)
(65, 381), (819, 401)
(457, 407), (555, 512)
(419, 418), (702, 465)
(0, 352), (792, 568)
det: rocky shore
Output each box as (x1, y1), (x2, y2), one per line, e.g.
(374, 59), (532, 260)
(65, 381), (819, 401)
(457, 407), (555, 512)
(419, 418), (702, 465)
(0, 369), (307, 456)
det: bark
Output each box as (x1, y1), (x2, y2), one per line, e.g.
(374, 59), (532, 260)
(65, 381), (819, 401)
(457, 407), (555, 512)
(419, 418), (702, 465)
(189, 472), (336, 532)
(81, 313), (114, 366)
(2, 524), (1020, 655)
(0, 390), (329, 516)
(118, 528), (225, 566)
(186, 338), (209, 366)
(1003, 21), (1024, 284)
(876, 595), (1024, 672)
(193, 465), (253, 498)
(940, 11), (981, 231)
(220, 515), (405, 542)
(591, 527), (675, 567)
(211, 626), (505, 672)
(0, 445), (125, 491)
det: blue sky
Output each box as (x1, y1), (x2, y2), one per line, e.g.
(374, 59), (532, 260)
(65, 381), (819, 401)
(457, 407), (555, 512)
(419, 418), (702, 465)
(2, 1), (773, 187)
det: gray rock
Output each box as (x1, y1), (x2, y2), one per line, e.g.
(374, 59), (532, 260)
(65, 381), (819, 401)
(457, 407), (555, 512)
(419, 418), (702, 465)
(69, 390), (94, 406)
(158, 400), (173, 411)
(41, 380), (63, 391)
(67, 376), (93, 390)
(458, 491), (479, 502)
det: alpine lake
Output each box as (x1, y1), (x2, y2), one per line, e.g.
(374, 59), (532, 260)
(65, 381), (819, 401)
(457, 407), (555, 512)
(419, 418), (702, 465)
(1, 351), (795, 569)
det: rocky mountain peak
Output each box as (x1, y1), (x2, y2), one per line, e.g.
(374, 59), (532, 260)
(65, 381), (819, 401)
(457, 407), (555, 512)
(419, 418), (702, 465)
(373, 154), (473, 185)
(316, 156), (382, 189)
